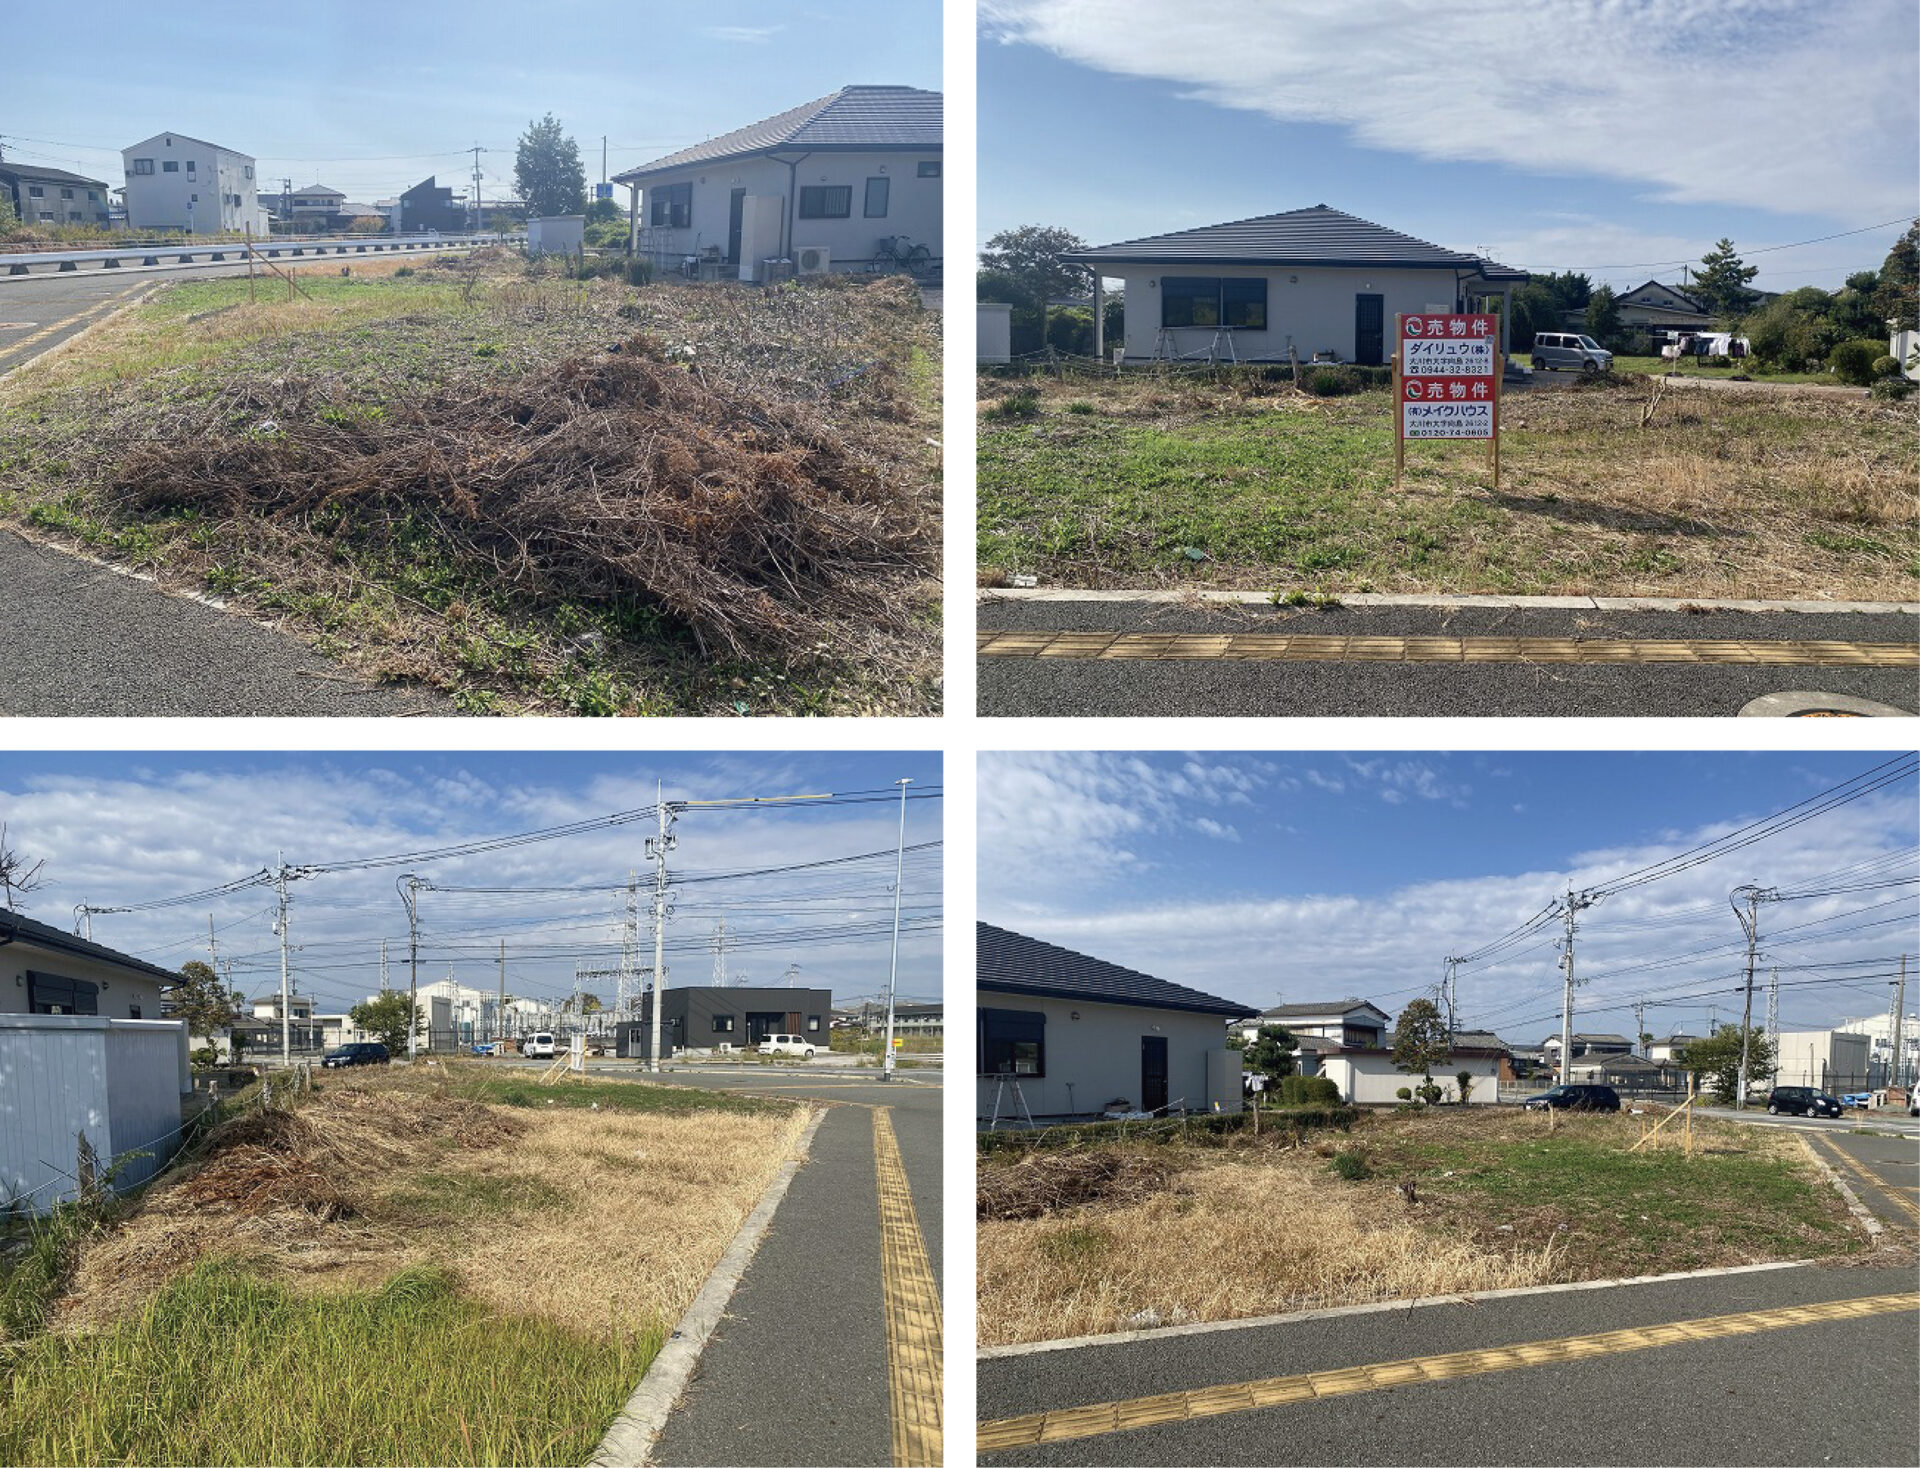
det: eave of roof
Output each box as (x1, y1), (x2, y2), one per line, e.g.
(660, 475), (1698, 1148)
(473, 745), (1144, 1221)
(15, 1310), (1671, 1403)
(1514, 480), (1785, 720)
(0, 907), (181, 985)
(0, 163), (110, 188)
(979, 922), (1250, 1018)
(613, 86), (941, 184)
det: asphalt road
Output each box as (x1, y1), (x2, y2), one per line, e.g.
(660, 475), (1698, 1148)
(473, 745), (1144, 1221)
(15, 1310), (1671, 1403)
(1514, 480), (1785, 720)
(977, 599), (1920, 718)
(0, 272), (151, 376)
(977, 1263), (1919, 1466)
(0, 529), (448, 716)
(571, 1066), (942, 1467)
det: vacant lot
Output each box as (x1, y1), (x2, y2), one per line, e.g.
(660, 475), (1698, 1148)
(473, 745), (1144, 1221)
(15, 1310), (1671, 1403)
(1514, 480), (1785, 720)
(0, 258), (941, 715)
(976, 1107), (1873, 1348)
(1, 1068), (808, 1465)
(977, 371), (1917, 600)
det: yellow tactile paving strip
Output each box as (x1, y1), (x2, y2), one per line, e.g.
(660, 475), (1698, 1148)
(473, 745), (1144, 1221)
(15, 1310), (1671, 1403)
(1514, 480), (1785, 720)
(976, 1291), (1918, 1452)
(1809, 1133), (1920, 1224)
(873, 1106), (943, 1467)
(976, 630), (1920, 667)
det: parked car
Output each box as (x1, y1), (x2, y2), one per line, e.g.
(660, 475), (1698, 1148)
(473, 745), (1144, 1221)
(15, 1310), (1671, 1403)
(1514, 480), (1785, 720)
(321, 1042), (390, 1069)
(1531, 331), (1613, 374)
(757, 1033), (816, 1059)
(1840, 1091), (1873, 1109)
(1520, 1084), (1621, 1113)
(521, 1031), (556, 1059)
(1766, 1086), (1844, 1118)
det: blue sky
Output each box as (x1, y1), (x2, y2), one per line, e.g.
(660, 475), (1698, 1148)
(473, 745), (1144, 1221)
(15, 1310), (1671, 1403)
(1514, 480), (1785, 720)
(2, 2), (938, 206)
(979, 0), (1919, 294)
(1, 751), (942, 1014)
(979, 752), (1919, 1046)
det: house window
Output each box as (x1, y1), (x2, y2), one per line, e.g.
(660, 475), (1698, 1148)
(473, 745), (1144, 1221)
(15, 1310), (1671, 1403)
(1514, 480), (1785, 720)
(27, 185), (42, 197)
(798, 185), (851, 220)
(185, 161), (196, 174)
(133, 159), (154, 175)
(129, 1004), (143, 1019)
(712, 1014), (735, 1034)
(917, 161), (940, 178)
(244, 166), (254, 179)
(648, 182), (691, 229)
(1162, 277), (1268, 331)
(27, 971), (99, 1015)
(37, 212), (51, 221)
(863, 177), (889, 218)
(806, 1016), (821, 1033)
(163, 161), (179, 173)
(978, 1007), (1045, 1077)
(60, 188), (74, 199)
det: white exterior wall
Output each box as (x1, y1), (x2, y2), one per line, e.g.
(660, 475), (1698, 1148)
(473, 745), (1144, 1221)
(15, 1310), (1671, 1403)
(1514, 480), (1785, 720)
(978, 302), (1012, 363)
(1322, 1051), (1501, 1104)
(0, 940), (167, 1019)
(121, 133), (258, 232)
(1891, 329), (1919, 380)
(977, 993), (1241, 1120)
(526, 215), (584, 257)
(1105, 264), (1463, 364)
(640, 150), (941, 271)
(1773, 1029), (1873, 1090)
(0, 1014), (189, 1211)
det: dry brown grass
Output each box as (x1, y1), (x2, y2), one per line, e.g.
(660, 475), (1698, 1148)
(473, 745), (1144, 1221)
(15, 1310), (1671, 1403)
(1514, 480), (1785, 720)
(977, 1152), (1559, 1347)
(59, 1075), (808, 1342)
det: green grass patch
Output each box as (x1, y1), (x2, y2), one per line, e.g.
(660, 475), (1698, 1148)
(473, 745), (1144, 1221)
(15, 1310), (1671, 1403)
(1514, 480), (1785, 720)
(0, 1261), (652, 1467)
(445, 1069), (789, 1119)
(379, 1170), (567, 1223)
(1610, 356), (1834, 385)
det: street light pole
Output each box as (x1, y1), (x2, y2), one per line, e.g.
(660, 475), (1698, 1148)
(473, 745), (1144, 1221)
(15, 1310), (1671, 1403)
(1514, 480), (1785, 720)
(1731, 885), (1777, 1110)
(881, 778), (910, 1081)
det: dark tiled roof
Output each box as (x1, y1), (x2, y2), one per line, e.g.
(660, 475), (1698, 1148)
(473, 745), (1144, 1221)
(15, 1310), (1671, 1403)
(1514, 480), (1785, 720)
(1622, 278), (1707, 311)
(0, 905), (180, 985)
(614, 86), (942, 182)
(1068, 205), (1524, 279)
(0, 163), (109, 189)
(978, 923), (1250, 1017)
(1257, 997), (1388, 1021)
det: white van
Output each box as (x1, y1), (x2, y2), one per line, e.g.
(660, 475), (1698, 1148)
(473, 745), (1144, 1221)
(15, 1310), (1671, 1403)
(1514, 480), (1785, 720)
(521, 1031), (556, 1058)
(1531, 332), (1613, 374)
(757, 1033), (816, 1059)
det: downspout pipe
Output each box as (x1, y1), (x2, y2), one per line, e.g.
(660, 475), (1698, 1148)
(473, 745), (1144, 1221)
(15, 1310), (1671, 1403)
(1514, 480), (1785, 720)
(774, 152), (812, 260)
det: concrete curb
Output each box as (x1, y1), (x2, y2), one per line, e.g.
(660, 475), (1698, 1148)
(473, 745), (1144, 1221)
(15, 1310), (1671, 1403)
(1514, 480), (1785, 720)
(0, 281), (157, 386)
(590, 1105), (829, 1468)
(979, 588), (1920, 615)
(1796, 1134), (1887, 1241)
(977, 1259), (1819, 1360)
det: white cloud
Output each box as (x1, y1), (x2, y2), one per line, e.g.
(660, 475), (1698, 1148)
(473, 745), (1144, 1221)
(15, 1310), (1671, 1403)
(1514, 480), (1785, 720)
(980, 0), (1919, 220)
(699, 25), (782, 43)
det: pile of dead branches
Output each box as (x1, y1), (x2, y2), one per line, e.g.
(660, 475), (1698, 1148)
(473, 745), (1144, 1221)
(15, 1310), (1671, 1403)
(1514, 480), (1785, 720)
(103, 333), (934, 658)
(977, 1150), (1176, 1222)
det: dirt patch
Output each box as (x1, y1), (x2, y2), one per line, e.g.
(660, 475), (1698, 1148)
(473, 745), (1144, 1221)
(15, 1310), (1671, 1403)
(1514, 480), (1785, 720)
(977, 1150), (1175, 1221)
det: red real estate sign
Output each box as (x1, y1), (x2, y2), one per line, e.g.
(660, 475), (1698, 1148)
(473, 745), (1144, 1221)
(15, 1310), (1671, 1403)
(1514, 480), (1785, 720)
(1397, 313), (1499, 440)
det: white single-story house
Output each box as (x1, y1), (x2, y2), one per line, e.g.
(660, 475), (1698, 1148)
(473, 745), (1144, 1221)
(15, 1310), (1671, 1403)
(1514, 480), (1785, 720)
(978, 922), (1247, 1123)
(614, 84), (941, 280)
(1615, 278), (1714, 334)
(1, 906), (191, 1211)
(1321, 1046), (1503, 1105)
(1065, 205), (1527, 365)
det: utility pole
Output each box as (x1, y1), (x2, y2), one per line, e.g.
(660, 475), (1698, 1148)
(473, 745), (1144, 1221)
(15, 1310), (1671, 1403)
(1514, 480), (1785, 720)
(1441, 956), (1459, 1045)
(1556, 887), (1593, 1087)
(1893, 955), (1909, 1092)
(399, 874), (422, 1060)
(881, 778), (910, 1081)
(710, 916), (728, 987)
(1633, 998), (1647, 1060)
(468, 144), (486, 234)
(207, 913), (219, 974)
(379, 937), (389, 992)
(784, 963), (800, 989)
(498, 940), (507, 1044)
(619, 870), (640, 1021)
(1765, 963), (1780, 1081)
(275, 857), (292, 1066)
(646, 784), (677, 1073)
(1730, 885), (1777, 1110)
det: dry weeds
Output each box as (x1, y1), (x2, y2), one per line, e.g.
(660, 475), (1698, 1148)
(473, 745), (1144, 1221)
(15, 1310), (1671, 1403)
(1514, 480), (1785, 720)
(59, 1076), (808, 1342)
(977, 1151), (1175, 1221)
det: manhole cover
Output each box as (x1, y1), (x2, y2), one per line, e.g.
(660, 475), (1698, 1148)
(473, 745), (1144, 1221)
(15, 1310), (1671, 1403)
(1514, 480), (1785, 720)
(1739, 691), (1913, 717)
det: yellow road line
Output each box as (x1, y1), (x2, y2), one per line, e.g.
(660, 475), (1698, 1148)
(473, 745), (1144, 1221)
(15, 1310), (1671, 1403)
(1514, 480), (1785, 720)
(873, 1106), (942, 1467)
(1810, 1134), (1920, 1224)
(976, 630), (1918, 668)
(0, 284), (142, 369)
(976, 1291), (1918, 1452)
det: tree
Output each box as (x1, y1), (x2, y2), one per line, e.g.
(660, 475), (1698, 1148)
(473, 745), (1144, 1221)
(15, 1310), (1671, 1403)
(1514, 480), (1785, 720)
(1455, 1071), (1475, 1105)
(1677, 1024), (1774, 1102)
(172, 960), (238, 1040)
(350, 991), (421, 1056)
(1584, 284), (1622, 348)
(1230, 1025), (1299, 1090)
(979, 224), (1092, 305)
(1691, 239), (1759, 320)
(1392, 999), (1449, 1102)
(1871, 220), (1919, 331)
(0, 821), (48, 908)
(514, 114), (587, 219)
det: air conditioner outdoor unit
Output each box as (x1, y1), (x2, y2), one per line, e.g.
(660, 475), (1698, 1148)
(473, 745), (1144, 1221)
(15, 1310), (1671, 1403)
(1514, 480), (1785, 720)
(795, 244), (832, 276)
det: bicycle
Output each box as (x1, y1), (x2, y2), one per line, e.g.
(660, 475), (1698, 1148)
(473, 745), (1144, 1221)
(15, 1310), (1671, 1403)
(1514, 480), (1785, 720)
(873, 235), (932, 275)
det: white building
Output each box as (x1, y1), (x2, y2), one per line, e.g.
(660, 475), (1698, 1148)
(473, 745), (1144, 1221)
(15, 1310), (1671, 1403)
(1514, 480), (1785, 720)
(1772, 1029), (1873, 1093)
(1065, 205), (1526, 365)
(977, 922), (1246, 1123)
(1835, 1008), (1918, 1086)
(121, 131), (259, 233)
(1, 905), (175, 1020)
(1321, 1046), (1502, 1105)
(614, 85), (941, 281)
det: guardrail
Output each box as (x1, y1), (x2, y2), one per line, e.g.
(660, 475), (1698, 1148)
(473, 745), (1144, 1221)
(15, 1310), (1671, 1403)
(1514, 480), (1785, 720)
(3, 233), (508, 277)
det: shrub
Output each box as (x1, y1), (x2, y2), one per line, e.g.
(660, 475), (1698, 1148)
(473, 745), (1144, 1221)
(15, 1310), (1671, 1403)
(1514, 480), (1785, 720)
(986, 388), (1042, 420)
(191, 1045), (219, 1069)
(1418, 1082), (1443, 1106)
(1870, 375), (1914, 400)
(1275, 1074), (1342, 1106)
(1065, 400), (1096, 415)
(1330, 1150), (1370, 1181)
(1872, 354), (1902, 379)
(1395, 1086), (1413, 1101)
(393, 265), (415, 278)
(1303, 365), (1364, 396)
(1829, 338), (1887, 386)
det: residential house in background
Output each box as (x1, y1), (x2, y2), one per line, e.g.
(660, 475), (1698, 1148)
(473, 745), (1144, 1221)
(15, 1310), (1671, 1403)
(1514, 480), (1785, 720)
(281, 182), (346, 227)
(399, 176), (461, 234)
(614, 84), (942, 279)
(614, 985), (835, 1061)
(1614, 278), (1715, 335)
(0, 162), (112, 228)
(1, 906), (175, 1019)
(977, 922), (1247, 1123)
(1232, 997), (1392, 1080)
(1065, 205), (1528, 365)
(121, 131), (259, 232)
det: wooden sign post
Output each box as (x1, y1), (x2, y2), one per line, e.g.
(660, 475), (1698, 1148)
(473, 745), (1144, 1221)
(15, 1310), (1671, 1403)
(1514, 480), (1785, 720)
(1394, 312), (1502, 489)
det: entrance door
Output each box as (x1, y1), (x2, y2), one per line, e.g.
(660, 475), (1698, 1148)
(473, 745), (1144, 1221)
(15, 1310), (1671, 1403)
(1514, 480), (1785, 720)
(1354, 294), (1385, 365)
(727, 188), (746, 264)
(1141, 1036), (1169, 1113)
(745, 1011), (783, 1044)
